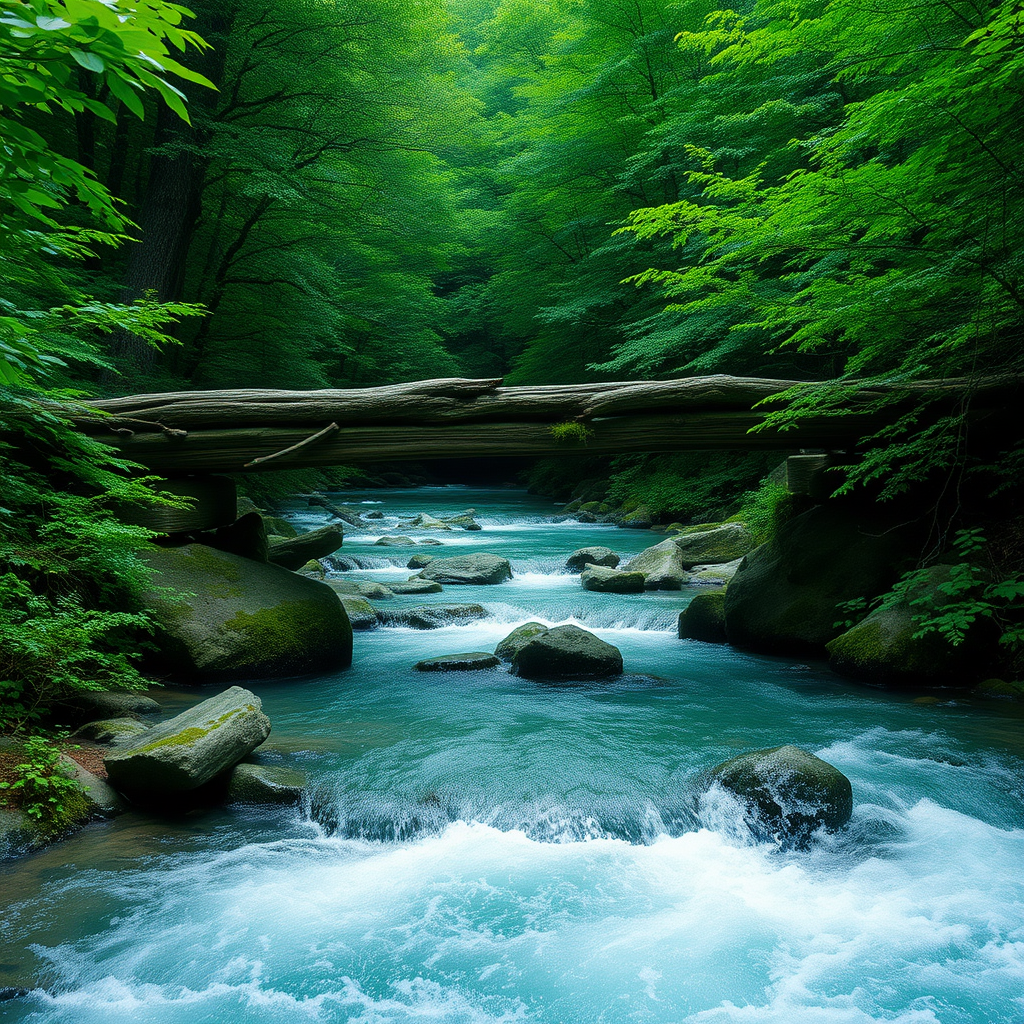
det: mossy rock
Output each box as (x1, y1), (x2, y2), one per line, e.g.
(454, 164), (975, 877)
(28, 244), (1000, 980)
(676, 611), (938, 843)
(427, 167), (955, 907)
(511, 625), (623, 681)
(335, 595), (378, 630)
(826, 565), (992, 686)
(581, 565), (646, 594)
(327, 579), (396, 600)
(579, 501), (604, 514)
(678, 591), (727, 643)
(705, 745), (853, 845)
(495, 622), (549, 662)
(375, 535), (416, 546)
(71, 718), (151, 745)
(687, 558), (743, 586)
(566, 547), (620, 572)
(416, 553), (512, 585)
(377, 603), (488, 629)
(59, 690), (161, 724)
(390, 580), (444, 595)
(226, 762), (305, 805)
(974, 678), (1024, 700)
(623, 539), (689, 590)
(105, 686), (271, 797)
(407, 553), (437, 570)
(142, 543), (352, 680)
(673, 523), (753, 568)
(724, 505), (910, 656)
(264, 516), (297, 539)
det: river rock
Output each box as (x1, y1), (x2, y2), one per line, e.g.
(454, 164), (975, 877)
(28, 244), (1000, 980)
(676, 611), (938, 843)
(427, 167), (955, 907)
(687, 558), (743, 586)
(104, 686), (271, 797)
(495, 622), (549, 662)
(443, 511), (482, 531)
(673, 523), (754, 567)
(415, 553), (513, 585)
(826, 564), (987, 685)
(414, 652), (501, 671)
(326, 579), (396, 600)
(70, 718), (151, 745)
(335, 595), (378, 630)
(389, 579), (444, 595)
(404, 513), (452, 531)
(268, 525), (344, 571)
(407, 553), (437, 569)
(143, 543), (352, 680)
(377, 603), (489, 629)
(420, 538), (444, 546)
(581, 564), (646, 594)
(59, 690), (162, 723)
(704, 745), (853, 844)
(678, 591), (727, 643)
(565, 546), (619, 572)
(375, 535), (416, 546)
(511, 625), (623, 680)
(723, 506), (908, 655)
(59, 755), (128, 817)
(623, 538), (689, 590)
(226, 762), (305, 805)
(263, 515), (297, 538)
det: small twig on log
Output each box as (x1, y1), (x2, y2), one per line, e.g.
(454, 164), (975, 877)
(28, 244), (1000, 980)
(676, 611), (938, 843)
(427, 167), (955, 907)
(244, 421), (340, 468)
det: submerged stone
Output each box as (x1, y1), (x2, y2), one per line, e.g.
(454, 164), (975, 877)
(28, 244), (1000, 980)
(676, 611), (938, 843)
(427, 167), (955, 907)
(389, 579), (444, 595)
(377, 603), (488, 629)
(416, 553), (512, 585)
(226, 762), (305, 805)
(414, 652), (501, 672)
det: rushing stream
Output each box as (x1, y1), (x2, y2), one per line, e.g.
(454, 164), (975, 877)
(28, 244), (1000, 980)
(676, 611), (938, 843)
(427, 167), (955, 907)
(1, 487), (1022, 1023)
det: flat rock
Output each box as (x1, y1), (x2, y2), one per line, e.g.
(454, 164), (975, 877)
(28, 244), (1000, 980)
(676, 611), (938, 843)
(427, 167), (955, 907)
(678, 591), (727, 643)
(226, 762), (305, 805)
(389, 579), (444, 595)
(403, 513), (452, 531)
(104, 686), (271, 797)
(268, 525), (344, 571)
(326, 579), (396, 600)
(687, 558), (743, 586)
(414, 652), (501, 671)
(581, 564), (646, 593)
(375, 536), (416, 546)
(673, 523), (754, 567)
(143, 543), (352, 680)
(511, 624), (623, 680)
(377, 603), (489, 629)
(566, 546), (619, 572)
(495, 622), (549, 662)
(704, 745), (853, 845)
(416, 553), (513, 585)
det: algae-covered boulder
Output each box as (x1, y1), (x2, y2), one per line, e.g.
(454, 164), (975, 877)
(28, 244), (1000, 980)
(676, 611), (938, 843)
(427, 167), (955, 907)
(377, 603), (488, 629)
(416, 553), (512, 585)
(226, 762), (305, 805)
(407, 553), (437, 570)
(580, 564), (646, 594)
(443, 512), (482, 531)
(495, 621), (549, 662)
(59, 755), (128, 818)
(143, 543), (352, 680)
(826, 565), (989, 686)
(678, 591), (727, 643)
(375, 535), (415, 546)
(724, 506), (907, 656)
(673, 523), (753, 568)
(414, 652), (501, 671)
(512, 624), (623, 680)
(104, 686), (271, 797)
(565, 546), (619, 572)
(705, 744), (853, 844)
(335, 595), (378, 630)
(267, 525), (344, 571)
(623, 539), (689, 590)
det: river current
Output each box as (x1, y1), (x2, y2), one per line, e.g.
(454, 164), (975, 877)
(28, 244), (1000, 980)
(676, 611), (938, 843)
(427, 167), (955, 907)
(1, 487), (1022, 1023)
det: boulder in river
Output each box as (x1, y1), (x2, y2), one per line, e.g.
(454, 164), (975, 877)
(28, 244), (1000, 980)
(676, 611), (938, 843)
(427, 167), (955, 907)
(580, 564), (646, 594)
(377, 603), (489, 629)
(143, 543), (352, 680)
(565, 546), (619, 572)
(673, 523), (754, 568)
(375, 535), (416, 546)
(442, 511), (482, 531)
(403, 513), (452, 531)
(686, 558), (743, 586)
(511, 624), (623, 680)
(623, 538), (689, 590)
(415, 553), (512, 585)
(104, 686), (272, 798)
(335, 595), (378, 630)
(226, 762), (305, 805)
(70, 718), (151, 746)
(268, 525), (344, 571)
(390, 579), (444, 595)
(407, 553), (437, 569)
(678, 591), (727, 643)
(703, 745), (853, 845)
(414, 652), (501, 671)
(494, 622), (549, 662)
(723, 505), (908, 656)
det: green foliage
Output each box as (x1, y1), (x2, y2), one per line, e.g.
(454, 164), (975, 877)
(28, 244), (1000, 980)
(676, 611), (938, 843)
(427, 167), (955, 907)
(729, 478), (792, 545)
(0, 735), (86, 834)
(550, 421), (594, 445)
(885, 530), (1024, 661)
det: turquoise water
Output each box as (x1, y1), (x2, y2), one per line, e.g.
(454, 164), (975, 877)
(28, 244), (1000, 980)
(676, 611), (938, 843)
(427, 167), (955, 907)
(1, 487), (1022, 1023)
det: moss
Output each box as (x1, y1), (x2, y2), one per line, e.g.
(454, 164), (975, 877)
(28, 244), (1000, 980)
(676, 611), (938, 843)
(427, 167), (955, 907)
(550, 421), (594, 445)
(127, 706), (252, 754)
(222, 601), (320, 659)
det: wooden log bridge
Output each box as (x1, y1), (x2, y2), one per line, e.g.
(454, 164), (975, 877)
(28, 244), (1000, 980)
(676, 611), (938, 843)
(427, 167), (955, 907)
(70, 374), (1013, 474)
